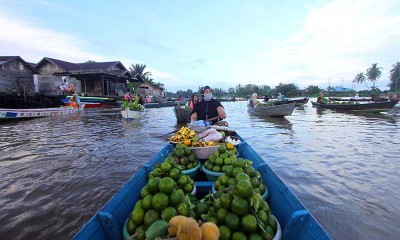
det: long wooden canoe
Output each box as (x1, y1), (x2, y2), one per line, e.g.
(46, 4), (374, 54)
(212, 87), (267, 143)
(72, 134), (332, 240)
(248, 102), (297, 117)
(311, 100), (399, 112)
(0, 107), (81, 120)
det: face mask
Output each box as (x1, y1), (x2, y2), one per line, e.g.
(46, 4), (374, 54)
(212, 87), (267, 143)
(204, 93), (212, 101)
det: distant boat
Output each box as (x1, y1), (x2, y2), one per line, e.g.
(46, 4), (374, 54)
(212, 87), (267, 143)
(173, 105), (192, 122)
(311, 100), (399, 112)
(0, 107), (81, 120)
(61, 98), (102, 108)
(271, 97), (309, 106)
(120, 108), (146, 119)
(144, 100), (186, 108)
(248, 102), (297, 117)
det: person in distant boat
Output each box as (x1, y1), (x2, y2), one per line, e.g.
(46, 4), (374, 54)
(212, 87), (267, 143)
(370, 93), (378, 102)
(248, 93), (258, 108)
(60, 79), (70, 95)
(191, 86), (226, 124)
(70, 94), (81, 109)
(354, 93), (361, 100)
(124, 89), (132, 101)
(189, 94), (199, 109)
(137, 95), (144, 105)
(177, 96), (183, 101)
(317, 92), (329, 104)
(264, 95), (270, 102)
(146, 95), (151, 103)
(277, 93), (286, 101)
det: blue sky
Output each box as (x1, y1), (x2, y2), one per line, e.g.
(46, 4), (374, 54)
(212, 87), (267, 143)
(1, 0), (399, 92)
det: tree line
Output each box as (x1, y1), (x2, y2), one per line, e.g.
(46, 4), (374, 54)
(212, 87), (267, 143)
(128, 62), (400, 98)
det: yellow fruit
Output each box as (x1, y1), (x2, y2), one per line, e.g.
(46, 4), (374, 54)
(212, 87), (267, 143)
(168, 215), (187, 237)
(226, 142), (234, 150)
(177, 217), (202, 240)
(200, 222), (220, 240)
(184, 139), (191, 147)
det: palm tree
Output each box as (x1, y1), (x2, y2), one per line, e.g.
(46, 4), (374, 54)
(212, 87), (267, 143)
(366, 63), (382, 90)
(388, 62), (400, 91)
(129, 64), (152, 79)
(353, 72), (369, 88)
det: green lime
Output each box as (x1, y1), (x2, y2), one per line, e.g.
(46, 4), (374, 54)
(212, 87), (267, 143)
(241, 214), (257, 232)
(161, 207), (177, 221)
(225, 165), (234, 177)
(169, 168), (181, 181)
(224, 157), (232, 165)
(209, 155), (216, 164)
(188, 154), (196, 163)
(175, 148), (185, 158)
(245, 166), (257, 177)
(231, 196), (249, 216)
(235, 172), (250, 182)
(144, 209), (160, 226)
(217, 208), (229, 224)
(152, 168), (162, 177)
(220, 193), (233, 210)
(225, 213), (240, 231)
(232, 167), (244, 178)
(232, 231), (247, 240)
(127, 219), (137, 234)
(228, 178), (236, 186)
(213, 151), (220, 157)
(175, 143), (185, 150)
(177, 175), (188, 187)
(159, 177), (176, 194)
(130, 206), (145, 225)
(180, 156), (189, 165)
(264, 226), (274, 240)
(176, 202), (189, 216)
(250, 177), (260, 187)
(212, 165), (221, 172)
(257, 210), (268, 224)
(161, 162), (172, 173)
(141, 195), (153, 210)
(184, 147), (192, 156)
(140, 186), (151, 198)
(219, 225), (232, 240)
(218, 145), (227, 153)
(258, 183), (266, 195)
(236, 180), (253, 198)
(215, 157), (224, 166)
(183, 183), (193, 193)
(249, 232), (264, 240)
(169, 189), (182, 206)
(195, 202), (209, 216)
(147, 177), (161, 194)
(207, 216), (218, 225)
(152, 192), (169, 211)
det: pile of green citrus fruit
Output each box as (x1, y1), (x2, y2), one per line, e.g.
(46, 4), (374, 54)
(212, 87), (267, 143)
(127, 163), (196, 239)
(203, 144), (239, 173)
(167, 143), (199, 170)
(201, 172), (277, 240)
(214, 162), (267, 196)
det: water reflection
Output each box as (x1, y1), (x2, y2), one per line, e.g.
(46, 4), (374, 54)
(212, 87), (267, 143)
(251, 115), (293, 130)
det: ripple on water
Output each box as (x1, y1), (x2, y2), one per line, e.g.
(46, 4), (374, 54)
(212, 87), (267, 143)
(0, 103), (400, 240)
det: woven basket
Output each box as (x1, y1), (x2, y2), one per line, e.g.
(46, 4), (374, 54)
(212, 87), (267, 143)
(189, 145), (219, 159)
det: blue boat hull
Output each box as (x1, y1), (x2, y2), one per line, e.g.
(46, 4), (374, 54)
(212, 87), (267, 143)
(73, 135), (332, 240)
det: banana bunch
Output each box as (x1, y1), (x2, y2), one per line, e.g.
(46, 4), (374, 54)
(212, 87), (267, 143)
(192, 141), (216, 147)
(170, 126), (196, 142)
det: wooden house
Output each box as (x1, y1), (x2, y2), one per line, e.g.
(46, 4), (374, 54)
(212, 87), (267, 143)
(137, 82), (165, 99)
(34, 57), (142, 96)
(0, 56), (38, 96)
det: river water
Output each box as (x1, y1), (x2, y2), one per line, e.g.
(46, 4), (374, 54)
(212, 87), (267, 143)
(0, 100), (399, 240)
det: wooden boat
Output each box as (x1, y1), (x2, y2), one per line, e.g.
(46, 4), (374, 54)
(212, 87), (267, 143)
(248, 102), (296, 117)
(272, 97), (309, 106)
(328, 97), (374, 102)
(144, 101), (186, 108)
(311, 100), (399, 112)
(72, 135), (332, 240)
(61, 98), (102, 108)
(173, 105), (192, 122)
(0, 107), (81, 120)
(120, 108), (146, 119)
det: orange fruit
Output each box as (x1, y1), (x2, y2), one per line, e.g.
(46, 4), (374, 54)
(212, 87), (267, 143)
(184, 139), (191, 147)
(226, 142), (234, 150)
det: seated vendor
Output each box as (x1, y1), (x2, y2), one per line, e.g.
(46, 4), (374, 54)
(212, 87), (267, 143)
(70, 94), (81, 108)
(317, 92), (329, 104)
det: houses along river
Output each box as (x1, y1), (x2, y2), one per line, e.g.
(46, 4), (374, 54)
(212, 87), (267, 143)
(0, 100), (399, 240)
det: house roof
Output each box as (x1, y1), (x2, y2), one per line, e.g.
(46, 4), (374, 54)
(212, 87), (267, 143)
(0, 56), (39, 73)
(34, 57), (141, 82)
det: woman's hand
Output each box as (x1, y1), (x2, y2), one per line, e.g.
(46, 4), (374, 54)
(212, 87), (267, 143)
(217, 106), (226, 119)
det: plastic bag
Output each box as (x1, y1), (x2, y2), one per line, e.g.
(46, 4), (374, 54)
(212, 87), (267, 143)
(198, 129), (223, 142)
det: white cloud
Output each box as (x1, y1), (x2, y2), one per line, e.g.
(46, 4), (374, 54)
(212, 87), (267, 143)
(259, 0), (400, 89)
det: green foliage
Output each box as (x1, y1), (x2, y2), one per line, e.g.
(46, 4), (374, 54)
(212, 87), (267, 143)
(120, 97), (142, 111)
(274, 83), (300, 97)
(388, 62), (400, 91)
(305, 85), (323, 95)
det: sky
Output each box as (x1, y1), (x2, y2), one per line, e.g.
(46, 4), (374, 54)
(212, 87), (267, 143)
(1, 0), (399, 93)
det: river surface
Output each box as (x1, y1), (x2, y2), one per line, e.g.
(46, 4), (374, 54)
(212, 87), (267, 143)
(0, 99), (399, 240)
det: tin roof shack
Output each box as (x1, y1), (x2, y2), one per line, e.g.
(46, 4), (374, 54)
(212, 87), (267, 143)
(34, 58), (142, 97)
(0, 56), (38, 96)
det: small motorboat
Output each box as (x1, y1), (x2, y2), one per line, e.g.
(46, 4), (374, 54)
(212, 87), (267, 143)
(0, 107), (82, 120)
(248, 102), (296, 117)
